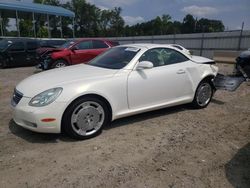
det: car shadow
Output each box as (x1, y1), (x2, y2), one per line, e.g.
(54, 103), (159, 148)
(211, 98), (225, 105)
(1, 65), (36, 69)
(9, 104), (188, 143)
(9, 119), (76, 143)
(225, 143), (250, 188)
(33, 69), (42, 74)
(105, 104), (187, 130)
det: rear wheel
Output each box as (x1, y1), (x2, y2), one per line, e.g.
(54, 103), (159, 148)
(51, 59), (68, 69)
(62, 97), (110, 140)
(192, 80), (213, 108)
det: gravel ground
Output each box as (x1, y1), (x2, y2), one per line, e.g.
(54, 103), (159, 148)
(0, 64), (249, 188)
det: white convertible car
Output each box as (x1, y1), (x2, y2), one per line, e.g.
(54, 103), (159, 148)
(12, 44), (219, 139)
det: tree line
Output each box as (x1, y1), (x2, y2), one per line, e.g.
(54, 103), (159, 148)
(126, 14), (225, 36)
(4, 0), (225, 37)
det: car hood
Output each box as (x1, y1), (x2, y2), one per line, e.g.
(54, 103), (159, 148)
(190, 55), (214, 64)
(16, 64), (118, 97)
(36, 47), (64, 55)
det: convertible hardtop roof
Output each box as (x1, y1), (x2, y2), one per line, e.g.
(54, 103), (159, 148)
(119, 43), (192, 57)
(119, 43), (184, 50)
(124, 43), (214, 63)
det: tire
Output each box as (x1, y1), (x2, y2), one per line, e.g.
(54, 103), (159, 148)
(62, 96), (111, 140)
(51, 59), (68, 69)
(191, 80), (214, 109)
(0, 61), (7, 69)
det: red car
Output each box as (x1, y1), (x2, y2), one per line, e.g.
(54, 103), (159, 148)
(36, 38), (119, 70)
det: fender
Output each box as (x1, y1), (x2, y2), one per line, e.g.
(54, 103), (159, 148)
(51, 50), (71, 62)
(60, 90), (115, 121)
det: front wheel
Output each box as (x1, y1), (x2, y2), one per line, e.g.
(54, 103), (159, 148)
(51, 59), (68, 69)
(0, 61), (7, 68)
(62, 97), (110, 140)
(191, 80), (213, 109)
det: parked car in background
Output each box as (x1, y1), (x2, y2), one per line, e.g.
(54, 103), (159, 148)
(0, 38), (68, 68)
(0, 38), (40, 68)
(36, 38), (119, 70)
(12, 43), (222, 139)
(36, 39), (68, 61)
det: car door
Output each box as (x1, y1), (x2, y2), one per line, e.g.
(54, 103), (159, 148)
(70, 40), (94, 64)
(128, 48), (194, 109)
(7, 41), (26, 67)
(26, 41), (40, 66)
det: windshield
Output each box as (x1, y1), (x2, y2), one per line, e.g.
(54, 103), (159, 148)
(89, 46), (140, 69)
(0, 40), (12, 51)
(59, 40), (75, 49)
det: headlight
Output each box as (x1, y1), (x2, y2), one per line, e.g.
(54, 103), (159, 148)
(29, 87), (63, 107)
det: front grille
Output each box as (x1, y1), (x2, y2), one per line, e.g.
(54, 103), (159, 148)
(11, 89), (23, 107)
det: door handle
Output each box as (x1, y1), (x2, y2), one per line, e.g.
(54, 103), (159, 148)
(177, 69), (186, 74)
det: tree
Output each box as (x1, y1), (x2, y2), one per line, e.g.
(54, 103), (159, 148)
(181, 14), (196, 33)
(98, 7), (124, 36)
(108, 7), (125, 36)
(168, 21), (182, 34)
(19, 19), (33, 37)
(33, 0), (60, 6)
(33, 0), (61, 37)
(196, 18), (224, 32)
(161, 14), (172, 34)
(64, 0), (101, 37)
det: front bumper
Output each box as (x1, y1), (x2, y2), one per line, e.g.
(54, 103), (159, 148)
(12, 97), (66, 134)
(214, 73), (246, 92)
(36, 58), (52, 70)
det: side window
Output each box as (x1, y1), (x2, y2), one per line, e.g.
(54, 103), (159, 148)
(139, 48), (165, 67)
(75, 41), (93, 50)
(27, 41), (39, 51)
(93, 40), (109, 49)
(9, 42), (25, 52)
(39, 40), (48, 47)
(139, 48), (188, 67)
(162, 48), (188, 65)
(50, 40), (66, 47)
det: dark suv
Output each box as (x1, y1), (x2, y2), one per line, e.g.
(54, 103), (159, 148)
(0, 38), (41, 68)
(0, 38), (67, 68)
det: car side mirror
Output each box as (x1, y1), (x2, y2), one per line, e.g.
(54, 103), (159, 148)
(137, 61), (154, 70)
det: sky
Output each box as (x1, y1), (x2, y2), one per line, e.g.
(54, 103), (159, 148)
(86, 0), (250, 30)
(7, 0), (250, 30)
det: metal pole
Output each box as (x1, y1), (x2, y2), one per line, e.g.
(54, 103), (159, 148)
(60, 16), (63, 38)
(72, 17), (75, 38)
(47, 14), (51, 38)
(16, 10), (20, 37)
(200, 33), (204, 56)
(0, 11), (3, 36)
(32, 12), (36, 38)
(237, 22), (244, 51)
